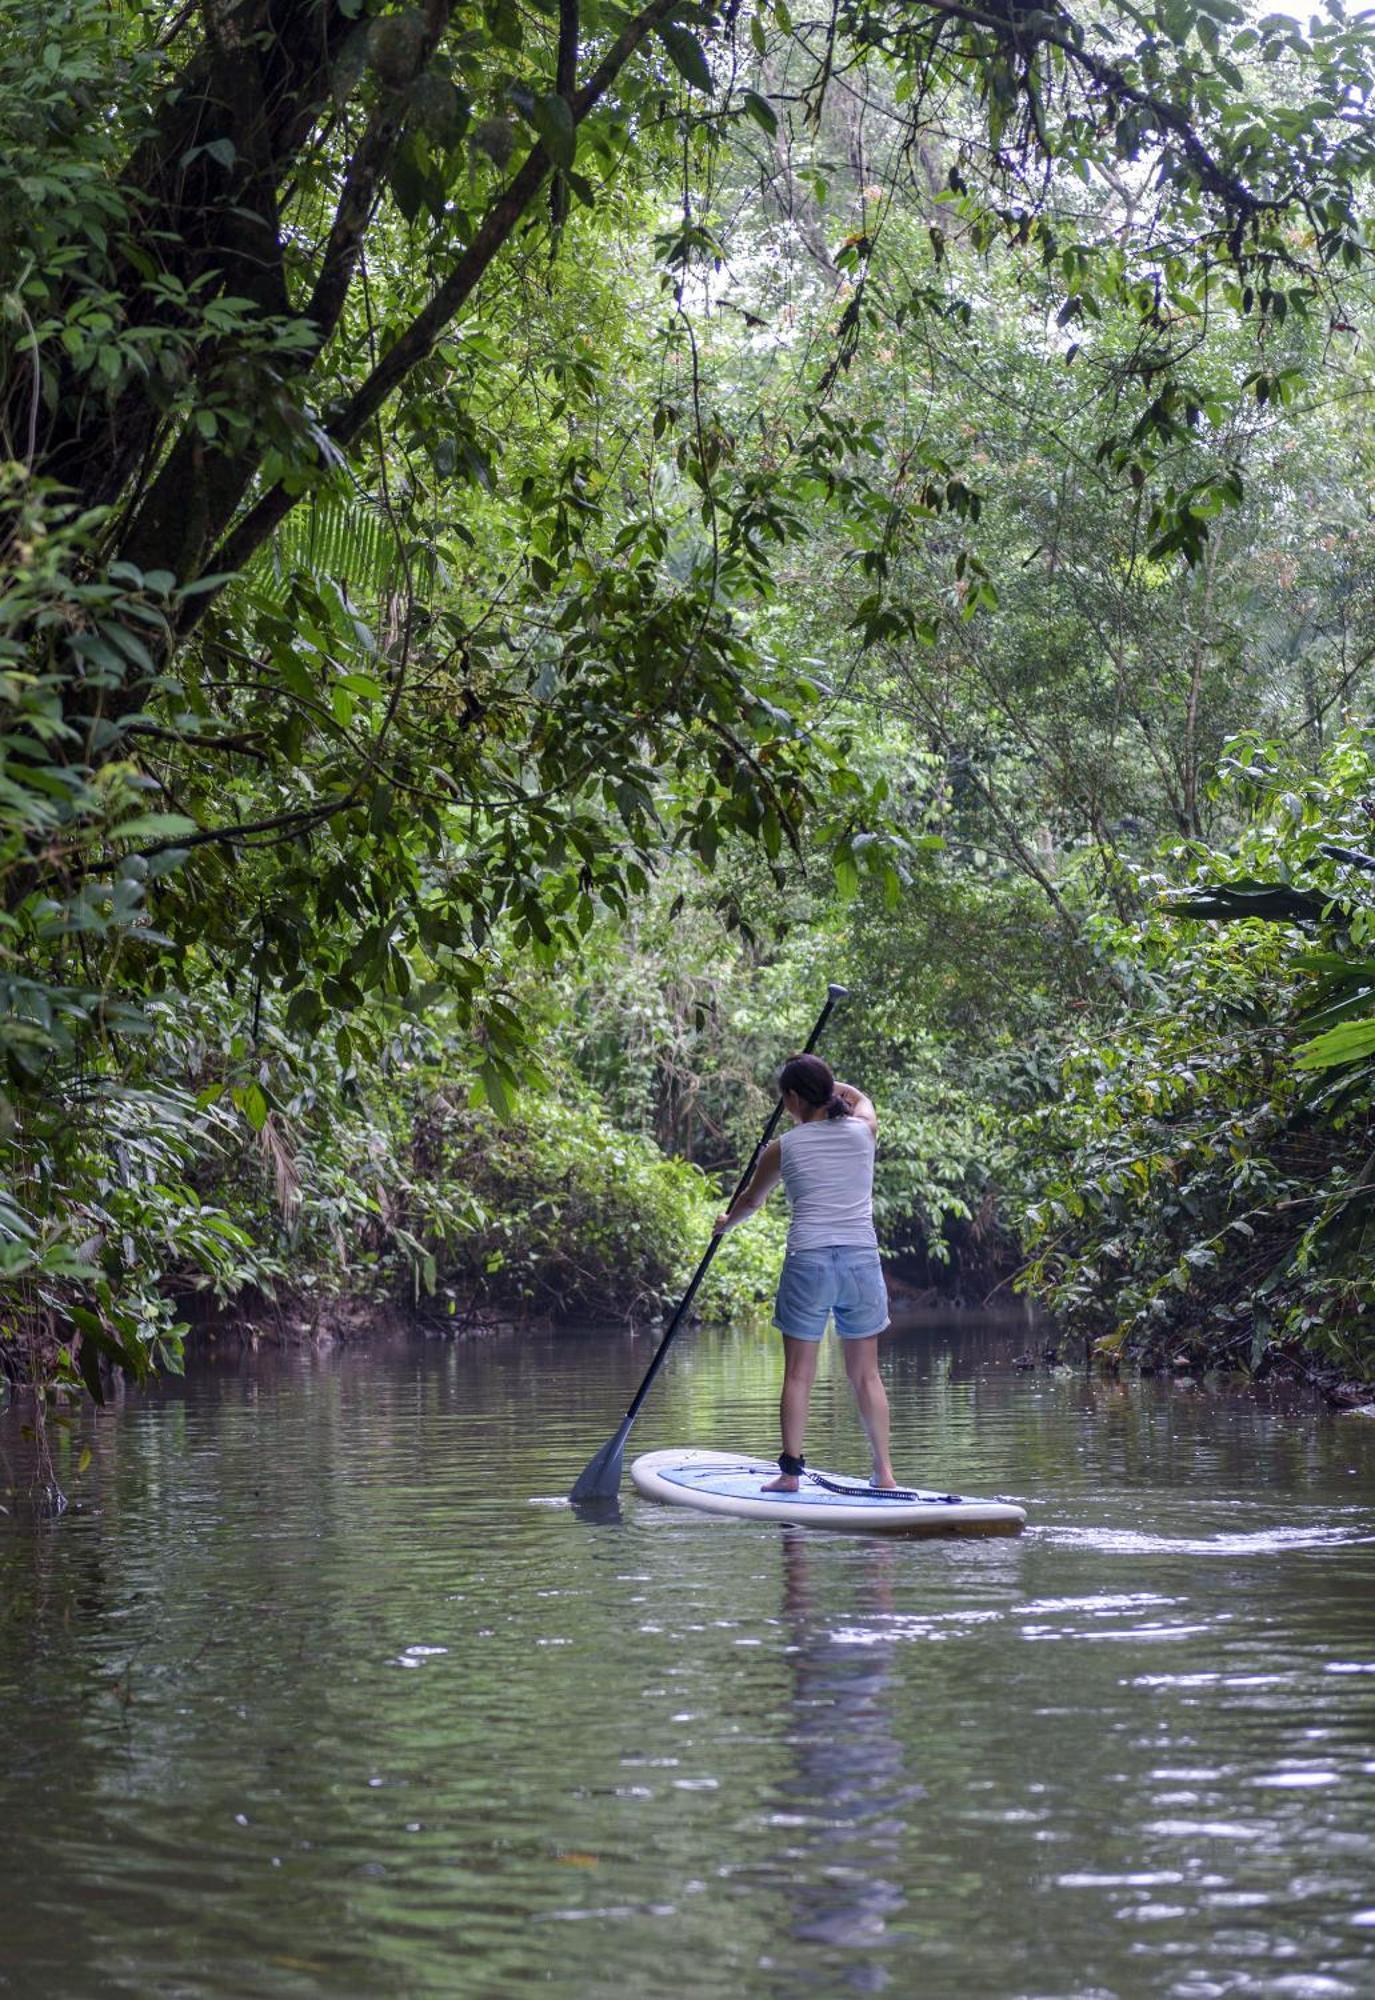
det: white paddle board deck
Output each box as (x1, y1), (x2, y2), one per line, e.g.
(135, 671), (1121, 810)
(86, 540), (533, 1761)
(630, 1449), (1026, 1538)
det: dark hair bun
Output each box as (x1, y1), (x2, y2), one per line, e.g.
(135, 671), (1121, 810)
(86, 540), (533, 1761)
(778, 1052), (851, 1117)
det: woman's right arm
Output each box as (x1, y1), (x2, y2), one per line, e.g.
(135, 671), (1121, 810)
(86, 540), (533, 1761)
(713, 1139), (783, 1234)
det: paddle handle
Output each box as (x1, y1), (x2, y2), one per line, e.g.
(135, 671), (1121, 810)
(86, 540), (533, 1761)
(616, 984), (848, 1430)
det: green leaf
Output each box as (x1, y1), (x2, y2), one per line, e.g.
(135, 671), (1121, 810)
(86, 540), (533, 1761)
(389, 142), (430, 223)
(286, 987), (324, 1034)
(107, 813), (198, 843)
(478, 1059), (514, 1119)
(202, 1215), (254, 1247)
(657, 21), (713, 91)
(531, 92), (577, 168)
(76, 1335), (105, 1407)
(741, 88), (777, 136)
(1294, 1016), (1375, 1071)
(242, 1081), (270, 1131)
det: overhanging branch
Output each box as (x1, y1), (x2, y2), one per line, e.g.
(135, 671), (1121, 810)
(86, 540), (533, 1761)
(193, 0), (688, 616)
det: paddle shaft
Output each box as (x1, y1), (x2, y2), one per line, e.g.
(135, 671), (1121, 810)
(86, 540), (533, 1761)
(610, 987), (845, 1436)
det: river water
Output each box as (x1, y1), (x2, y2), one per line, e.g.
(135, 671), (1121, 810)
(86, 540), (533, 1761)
(3, 1315), (1375, 1999)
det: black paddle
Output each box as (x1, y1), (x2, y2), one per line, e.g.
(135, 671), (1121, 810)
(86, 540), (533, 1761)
(569, 983), (849, 1504)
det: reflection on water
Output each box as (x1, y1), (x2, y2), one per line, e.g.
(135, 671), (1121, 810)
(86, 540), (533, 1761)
(776, 1538), (909, 1988)
(1, 1314), (1375, 1997)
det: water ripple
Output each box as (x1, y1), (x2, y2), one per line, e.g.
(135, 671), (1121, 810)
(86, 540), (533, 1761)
(1, 1317), (1374, 1999)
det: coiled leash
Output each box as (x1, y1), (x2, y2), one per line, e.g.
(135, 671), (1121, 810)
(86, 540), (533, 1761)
(776, 1453), (963, 1507)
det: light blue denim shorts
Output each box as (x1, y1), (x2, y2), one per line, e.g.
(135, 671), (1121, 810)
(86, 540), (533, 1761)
(774, 1246), (890, 1342)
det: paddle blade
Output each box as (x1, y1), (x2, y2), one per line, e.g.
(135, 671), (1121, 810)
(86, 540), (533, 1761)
(569, 1426), (628, 1503)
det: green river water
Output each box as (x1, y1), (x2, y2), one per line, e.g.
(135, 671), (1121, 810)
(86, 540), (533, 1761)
(3, 1314), (1375, 1999)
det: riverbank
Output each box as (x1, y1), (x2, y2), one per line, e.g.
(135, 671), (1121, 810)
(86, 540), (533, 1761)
(169, 1277), (1375, 1421)
(179, 1288), (541, 1354)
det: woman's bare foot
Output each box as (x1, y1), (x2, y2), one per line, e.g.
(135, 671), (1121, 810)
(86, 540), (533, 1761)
(761, 1474), (800, 1492)
(872, 1466), (898, 1490)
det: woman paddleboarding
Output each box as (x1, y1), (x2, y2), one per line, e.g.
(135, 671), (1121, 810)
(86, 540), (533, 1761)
(713, 1053), (896, 1493)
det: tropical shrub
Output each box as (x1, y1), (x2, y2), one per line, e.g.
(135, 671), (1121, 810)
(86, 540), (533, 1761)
(407, 1080), (785, 1323)
(1017, 732), (1375, 1378)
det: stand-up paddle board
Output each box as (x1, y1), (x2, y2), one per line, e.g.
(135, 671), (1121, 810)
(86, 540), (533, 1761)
(630, 1449), (1025, 1537)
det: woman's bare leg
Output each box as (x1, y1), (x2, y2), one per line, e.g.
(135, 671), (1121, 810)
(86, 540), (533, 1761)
(842, 1337), (896, 1488)
(762, 1336), (820, 1490)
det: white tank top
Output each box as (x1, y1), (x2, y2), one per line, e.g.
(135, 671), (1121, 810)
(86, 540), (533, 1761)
(778, 1117), (878, 1253)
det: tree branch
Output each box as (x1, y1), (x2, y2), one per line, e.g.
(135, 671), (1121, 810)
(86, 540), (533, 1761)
(194, 0), (687, 614)
(551, 0), (580, 225)
(917, 0), (1270, 220)
(304, 0), (458, 343)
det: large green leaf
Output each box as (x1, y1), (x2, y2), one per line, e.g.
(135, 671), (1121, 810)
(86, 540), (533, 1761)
(1166, 882), (1332, 924)
(531, 92), (576, 169)
(741, 88), (777, 137)
(657, 21), (713, 91)
(1294, 1016), (1375, 1071)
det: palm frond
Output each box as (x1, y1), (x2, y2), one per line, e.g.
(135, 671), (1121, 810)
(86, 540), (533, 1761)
(253, 495), (403, 605)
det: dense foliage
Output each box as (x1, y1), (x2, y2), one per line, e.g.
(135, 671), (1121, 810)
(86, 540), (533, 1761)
(1018, 733), (1375, 1379)
(7, 0), (1375, 1425)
